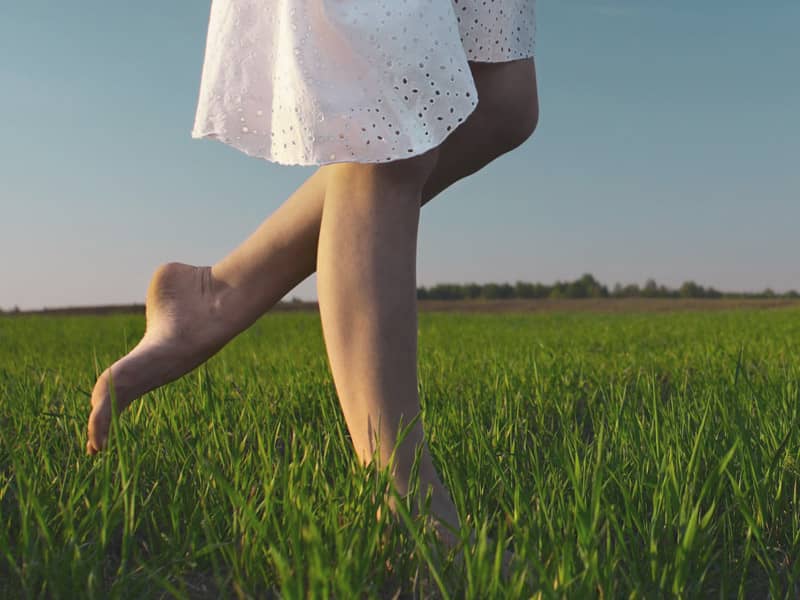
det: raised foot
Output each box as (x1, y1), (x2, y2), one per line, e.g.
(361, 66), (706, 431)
(86, 262), (236, 454)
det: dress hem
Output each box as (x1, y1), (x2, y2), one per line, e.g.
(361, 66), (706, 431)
(190, 50), (535, 167)
(191, 96), (480, 167)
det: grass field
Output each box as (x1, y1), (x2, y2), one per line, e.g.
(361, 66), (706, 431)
(1, 305), (799, 598)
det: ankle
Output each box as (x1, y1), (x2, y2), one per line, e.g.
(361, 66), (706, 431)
(205, 268), (266, 332)
(101, 362), (136, 402)
(202, 266), (229, 311)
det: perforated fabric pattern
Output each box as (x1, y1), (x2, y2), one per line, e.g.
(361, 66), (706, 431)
(191, 0), (536, 166)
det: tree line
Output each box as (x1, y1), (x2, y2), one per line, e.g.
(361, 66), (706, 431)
(417, 274), (800, 301)
(3, 274), (798, 313)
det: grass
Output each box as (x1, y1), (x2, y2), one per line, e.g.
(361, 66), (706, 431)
(1, 306), (799, 598)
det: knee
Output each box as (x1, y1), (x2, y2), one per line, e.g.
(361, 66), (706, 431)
(486, 80), (539, 153)
(472, 58), (540, 155)
(328, 147), (440, 195)
(504, 89), (539, 149)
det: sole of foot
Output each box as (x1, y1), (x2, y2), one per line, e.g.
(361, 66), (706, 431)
(86, 262), (237, 454)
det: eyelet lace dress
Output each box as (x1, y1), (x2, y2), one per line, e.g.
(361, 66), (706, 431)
(191, 0), (536, 166)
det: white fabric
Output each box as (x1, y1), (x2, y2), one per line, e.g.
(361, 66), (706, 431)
(191, 0), (536, 166)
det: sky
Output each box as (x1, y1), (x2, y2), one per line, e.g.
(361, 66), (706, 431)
(1, 0), (798, 310)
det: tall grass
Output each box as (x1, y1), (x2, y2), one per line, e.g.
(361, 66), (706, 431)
(1, 307), (799, 598)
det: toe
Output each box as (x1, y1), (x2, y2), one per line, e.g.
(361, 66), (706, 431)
(87, 417), (107, 454)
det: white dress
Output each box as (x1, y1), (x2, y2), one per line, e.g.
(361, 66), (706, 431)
(191, 0), (536, 166)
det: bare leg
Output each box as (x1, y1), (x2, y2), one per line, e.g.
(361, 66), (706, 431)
(86, 58), (538, 454)
(316, 150), (461, 544)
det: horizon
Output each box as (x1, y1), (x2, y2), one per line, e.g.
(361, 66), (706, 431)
(2, 272), (797, 313)
(2, 0), (799, 311)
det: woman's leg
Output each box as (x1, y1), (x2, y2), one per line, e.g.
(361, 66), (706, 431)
(316, 150), (460, 541)
(86, 58), (538, 454)
(210, 57), (538, 325)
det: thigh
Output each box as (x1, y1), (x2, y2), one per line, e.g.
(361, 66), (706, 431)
(418, 58), (538, 202)
(469, 58), (538, 114)
(467, 58), (539, 145)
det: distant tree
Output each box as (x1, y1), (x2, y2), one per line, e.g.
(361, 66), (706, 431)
(578, 273), (609, 298)
(562, 282), (582, 298)
(658, 285), (675, 298)
(417, 274), (791, 301)
(621, 284), (640, 298)
(679, 281), (702, 298)
(482, 283), (501, 299)
(533, 283), (550, 298)
(642, 278), (659, 298)
(565, 274), (588, 298)
(515, 281), (536, 299)
(428, 284), (466, 300)
(465, 283), (482, 299)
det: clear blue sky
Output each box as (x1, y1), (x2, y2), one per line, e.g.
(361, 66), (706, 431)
(1, 1), (798, 310)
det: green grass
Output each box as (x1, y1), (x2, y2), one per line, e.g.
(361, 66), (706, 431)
(1, 307), (799, 598)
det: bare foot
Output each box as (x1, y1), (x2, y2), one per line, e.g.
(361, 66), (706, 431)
(86, 262), (240, 454)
